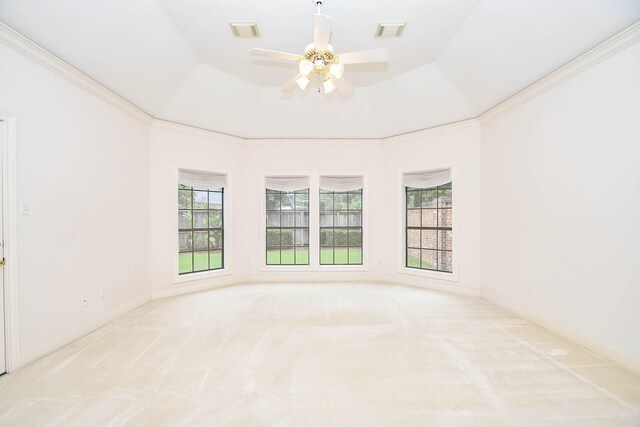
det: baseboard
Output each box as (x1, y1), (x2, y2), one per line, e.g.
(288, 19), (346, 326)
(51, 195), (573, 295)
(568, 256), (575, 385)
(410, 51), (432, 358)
(383, 274), (481, 297)
(18, 295), (150, 370)
(151, 276), (236, 299)
(482, 290), (640, 376)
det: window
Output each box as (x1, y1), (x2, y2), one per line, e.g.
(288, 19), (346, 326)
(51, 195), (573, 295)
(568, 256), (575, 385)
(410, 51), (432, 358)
(319, 187), (363, 265)
(404, 169), (452, 273)
(265, 180), (310, 265)
(178, 170), (225, 274)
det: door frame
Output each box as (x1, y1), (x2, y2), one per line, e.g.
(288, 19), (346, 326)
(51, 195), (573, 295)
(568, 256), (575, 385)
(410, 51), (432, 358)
(0, 111), (19, 373)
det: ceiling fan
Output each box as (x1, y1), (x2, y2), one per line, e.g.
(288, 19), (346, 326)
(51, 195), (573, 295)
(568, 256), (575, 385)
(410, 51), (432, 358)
(250, 0), (389, 94)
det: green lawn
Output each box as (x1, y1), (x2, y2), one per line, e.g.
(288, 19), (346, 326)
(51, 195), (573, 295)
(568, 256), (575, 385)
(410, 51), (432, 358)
(179, 251), (222, 274)
(265, 247), (362, 265)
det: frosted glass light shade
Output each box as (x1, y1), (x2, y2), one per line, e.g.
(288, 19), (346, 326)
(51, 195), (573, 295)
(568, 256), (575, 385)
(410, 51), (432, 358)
(323, 78), (336, 94)
(299, 60), (313, 76)
(330, 62), (344, 79)
(296, 75), (310, 90)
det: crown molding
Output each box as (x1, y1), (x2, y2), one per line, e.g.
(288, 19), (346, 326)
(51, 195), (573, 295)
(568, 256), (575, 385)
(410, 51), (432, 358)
(151, 119), (246, 144)
(2, 18), (639, 140)
(0, 21), (152, 125)
(479, 20), (640, 125)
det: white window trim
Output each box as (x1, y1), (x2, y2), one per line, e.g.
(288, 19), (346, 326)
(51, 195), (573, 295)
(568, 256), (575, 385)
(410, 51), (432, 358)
(173, 164), (232, 284)
(260, 172), (369, 272)
(397, 167), (459, 282)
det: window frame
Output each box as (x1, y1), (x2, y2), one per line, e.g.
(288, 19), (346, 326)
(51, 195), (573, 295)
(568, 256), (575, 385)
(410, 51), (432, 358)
(261, 173), (369, 272)
(318, 188), (364, 266)
(173, 165), (231, 284)
(398, 168), (458, 282)
(265, 188), (310, 266)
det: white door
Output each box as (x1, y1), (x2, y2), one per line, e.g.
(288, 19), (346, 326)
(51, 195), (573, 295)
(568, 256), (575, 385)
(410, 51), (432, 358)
(0, 120), (5, 374)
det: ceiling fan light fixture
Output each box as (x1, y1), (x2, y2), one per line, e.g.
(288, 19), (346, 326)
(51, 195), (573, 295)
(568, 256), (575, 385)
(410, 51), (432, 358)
(299, 60), (314, 76)
(329, 62), (344, 79)
(296, 75), (310, 90)
(323, 78), (336, 94)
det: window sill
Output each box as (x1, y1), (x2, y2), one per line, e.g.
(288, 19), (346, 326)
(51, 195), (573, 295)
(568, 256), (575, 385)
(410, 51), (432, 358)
(399, 267), (458, 282)
(174, 268), (232, 284)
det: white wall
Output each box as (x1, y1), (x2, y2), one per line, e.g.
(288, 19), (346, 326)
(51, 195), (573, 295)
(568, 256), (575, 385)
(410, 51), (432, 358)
(482, 43), (640, 364)
(0, 43), (151, 367)
(382, 125), (483, 294)
(149, 123), (244, 297)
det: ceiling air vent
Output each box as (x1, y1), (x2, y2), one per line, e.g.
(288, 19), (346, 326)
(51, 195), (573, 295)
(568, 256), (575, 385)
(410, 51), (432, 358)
(229, 22), (260, 38)
(375, 22), (406, 38)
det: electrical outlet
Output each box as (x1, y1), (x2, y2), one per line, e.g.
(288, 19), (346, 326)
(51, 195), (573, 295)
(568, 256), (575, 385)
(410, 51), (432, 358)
(80, 297), (88, 307)
(99, 289), (105, 300)
(525, 288), (533, 297)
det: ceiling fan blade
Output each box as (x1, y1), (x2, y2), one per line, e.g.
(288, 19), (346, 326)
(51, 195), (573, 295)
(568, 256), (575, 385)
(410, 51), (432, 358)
(313, 14), (332, 51)
(250, 48), (301, 62)
(338, 48), (389, 65)
(281, 73), (303, 93)
(334, 76), (353, 94)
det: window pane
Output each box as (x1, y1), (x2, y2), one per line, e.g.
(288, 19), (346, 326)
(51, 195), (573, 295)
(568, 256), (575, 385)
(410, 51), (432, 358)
(334, 194), (348, 210)
(266, 229), (280, 246)
(319, 193), (333, 210)
(179, 210), (192, 229)
(348, 212), (362, 226)
(334, 229), (348, 246)
(179, 252), (193, 274)
(281, 247), (295, 264)
(178, 190), (192, 209)
(407, 190), (421, 208)
(267, 193), (281, 210)
(210, 250), (223, 270)
(334, 247), (348, 264)
(210, 229), (223, 249)
(320, 229), (334, 246)
(422, 209), (437, 228)
(407, 229), (420, 248)
(267, 249), (281, 265)
(421, 249), (438, 270)
(438, 230), (452, 251)
(438, 188), (452, 207)
(348, 228), (362, 246)
(281, 229), (294, 246)
(295, 211), (309, 227)
(295, 193), (309, 211)
(295, 247), (309, 265)
(407, 209), (421, 227)
(193, 191), (208, 209)
(320, 248), (334, 264)
(422, 189), (437, 208)
(348, 193), (362, 210)
(179, 232), (192, 251)
(320, 212), (333, 226)
(281, 194), (295, 210)
(281, 212), (295, 227)
(193, 251), (209, 271)
(334, 212), (349, 227)
(439, 251), (452, 272)
(407, 249), (420, 268)
(209, 191), (223, 209)
(348, 247), (362, 264)
(193, 211), (208, 228)
(209, 211), (223, 228)
(295, 229), (309, 246)
(193, 231), (208, 250)
(421, 229), (437, 250)
(439, 209), (452, 228)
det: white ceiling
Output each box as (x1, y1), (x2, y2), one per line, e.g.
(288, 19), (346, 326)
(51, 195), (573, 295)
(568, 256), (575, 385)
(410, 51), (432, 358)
(1, 0), (639, 138)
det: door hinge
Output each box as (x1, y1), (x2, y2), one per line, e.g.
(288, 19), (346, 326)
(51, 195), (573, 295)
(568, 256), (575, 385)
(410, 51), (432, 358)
(0, 258), (5, 266)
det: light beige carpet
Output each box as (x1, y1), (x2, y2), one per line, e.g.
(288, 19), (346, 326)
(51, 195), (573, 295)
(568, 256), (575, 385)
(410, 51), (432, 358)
(0, 283), (639, 426)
